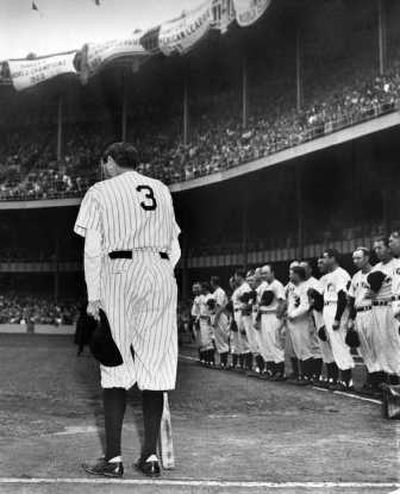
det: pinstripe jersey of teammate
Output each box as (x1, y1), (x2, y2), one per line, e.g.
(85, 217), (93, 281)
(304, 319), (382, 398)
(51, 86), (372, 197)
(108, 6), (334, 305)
(74, 146), (181, 391)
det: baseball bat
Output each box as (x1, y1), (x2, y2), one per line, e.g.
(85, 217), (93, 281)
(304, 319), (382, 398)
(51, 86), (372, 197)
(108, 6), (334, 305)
(158, 392), (175, 470)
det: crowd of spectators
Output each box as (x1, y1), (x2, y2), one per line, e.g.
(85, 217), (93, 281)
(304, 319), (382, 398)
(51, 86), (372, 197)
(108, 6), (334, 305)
(0, 61), (399, 200)
(0, 292), (78, 325)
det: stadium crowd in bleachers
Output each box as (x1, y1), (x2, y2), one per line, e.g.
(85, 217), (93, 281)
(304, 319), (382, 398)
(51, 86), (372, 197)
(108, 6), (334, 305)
(0, 292), (77, 325)
(0, 61), (399, 200)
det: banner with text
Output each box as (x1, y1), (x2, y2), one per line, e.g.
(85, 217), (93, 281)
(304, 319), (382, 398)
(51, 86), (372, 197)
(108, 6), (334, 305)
(232, 0), (272, 27)
(85, 31), (147, 74)
(8, 52), (77, 91)
(159, 1), (213, 56)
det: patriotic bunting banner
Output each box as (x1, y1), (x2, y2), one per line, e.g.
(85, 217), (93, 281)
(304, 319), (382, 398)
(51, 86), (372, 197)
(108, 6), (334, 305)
(2, 0), (273, 89)
(232, 0), (272, 27)
(159, 1), (213, 56)
(8, 52), (77, 91)
(85, 31), (147, 74)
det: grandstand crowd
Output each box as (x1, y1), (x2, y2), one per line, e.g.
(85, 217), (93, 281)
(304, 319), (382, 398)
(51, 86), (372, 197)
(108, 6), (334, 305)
(189, 232), (400, 397)
(0, 292), (77, 325)
(0, 60), (399, 200)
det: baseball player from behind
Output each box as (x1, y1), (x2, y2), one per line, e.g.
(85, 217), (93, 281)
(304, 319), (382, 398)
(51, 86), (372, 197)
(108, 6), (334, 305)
(74, 142), (181, 478)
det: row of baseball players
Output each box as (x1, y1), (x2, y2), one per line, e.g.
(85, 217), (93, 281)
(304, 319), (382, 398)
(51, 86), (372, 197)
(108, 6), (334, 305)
(190, 232), (400, 395)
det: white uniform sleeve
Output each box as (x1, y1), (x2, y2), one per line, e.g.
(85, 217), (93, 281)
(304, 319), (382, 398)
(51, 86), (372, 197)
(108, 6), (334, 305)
(169, 236), (181, 269)
(84, 229), (102, 301)
(74, 187), (102, 237)
(274, 281), (285, 301)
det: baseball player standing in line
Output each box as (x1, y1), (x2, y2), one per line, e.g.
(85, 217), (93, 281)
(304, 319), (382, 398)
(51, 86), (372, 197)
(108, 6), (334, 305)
(300, 261), (324, 383)
(347, 248), (381, 395)
(369, 237), (400, 385)
(248, 270), (265, 374)
(198, 282), (216, 366)
(210, 276), (230, 369)
(191, 282), (203, 362)
(308, 256), (336, 387)
(231, 270), (251, 369)
(257, 265), (286, 380)
(286, 266), (316, 384)
(75, 142), (181, 478)
(239, 270), (261, 371)
(320, 249), (355, 391)
(284, 261), (301, 382)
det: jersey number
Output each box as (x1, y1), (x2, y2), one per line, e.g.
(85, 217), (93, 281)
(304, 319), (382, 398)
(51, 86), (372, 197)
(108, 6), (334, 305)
(136, 185), (157, 211)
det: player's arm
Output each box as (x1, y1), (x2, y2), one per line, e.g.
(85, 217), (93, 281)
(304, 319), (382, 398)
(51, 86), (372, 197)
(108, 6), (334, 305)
(73, 187), (103, 321)
(330, 273), (350, 330)
(84, 229), (102, 321)
(347, 295), (356, 329)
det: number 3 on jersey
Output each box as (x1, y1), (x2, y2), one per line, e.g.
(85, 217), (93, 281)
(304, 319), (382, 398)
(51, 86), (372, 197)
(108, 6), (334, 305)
(136, 185), (157, 211)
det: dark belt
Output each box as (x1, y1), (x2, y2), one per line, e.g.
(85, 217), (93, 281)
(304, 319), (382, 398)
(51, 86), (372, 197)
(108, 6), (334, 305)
(109, 250), (169, 260)
(356, 306), (372, 312)
(372, 300), (391, 307)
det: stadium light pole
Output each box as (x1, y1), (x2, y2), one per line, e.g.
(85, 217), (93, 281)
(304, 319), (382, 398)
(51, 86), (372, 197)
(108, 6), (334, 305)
(242, 53), (248, 129)
(295, 165), (304, 259)
(378, 0), (387, 76)
(296, 27), (303, 112)
(56, 94), (63, 161)
(183, 64), (189, 147)
(241, 190), (249, 271)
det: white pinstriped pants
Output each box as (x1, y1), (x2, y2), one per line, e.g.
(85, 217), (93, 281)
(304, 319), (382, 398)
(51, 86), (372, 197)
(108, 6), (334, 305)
(99, 252), (178, 391)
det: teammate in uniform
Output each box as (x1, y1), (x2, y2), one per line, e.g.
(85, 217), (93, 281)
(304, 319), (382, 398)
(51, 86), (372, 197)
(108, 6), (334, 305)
(257, 264), (286, 380)
(284, 261), (301, 382)
(210, 276), (230, 369)
(191, 282), (203, 361)
(286, 266), (316, 384)
(231, 270), (251, 369)
(320, 249), (354, 391)
(248, 270), (265, 374)
(198, 282), (216, 366)
(369, 237), (400, 385)
(347, 247), (381, 395)
(75, 142), (181, 478)
(300, 260), (324, 382)
(308, 256), (336, 387)
(239, 270), (261, 371)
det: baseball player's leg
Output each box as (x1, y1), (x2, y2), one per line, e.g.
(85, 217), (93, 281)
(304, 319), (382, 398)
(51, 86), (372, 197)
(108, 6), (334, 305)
(355, 312), (380, 393)
(374, 308), (400, 382)
(266, 315), (285, 380)
(259, 314), (275, 376)
(125, 255), (178, 472)
(242, 315), (258, 370)
(285, 325), (299, 381)
(323, 307), (354, 389)
(288, 320), (314, 383)
(213, 314), (229, 368)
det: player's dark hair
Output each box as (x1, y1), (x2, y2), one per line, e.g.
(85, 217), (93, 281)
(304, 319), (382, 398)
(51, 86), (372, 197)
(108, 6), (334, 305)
(291, 266), (306, 281)
(102, 142), (138, 169)
(210, 276), (220, 286)
(323, 248), (340, 262)
(374, 235), (390, 247)
(235, 269), (246, 279)
(201, 281), (211, 293)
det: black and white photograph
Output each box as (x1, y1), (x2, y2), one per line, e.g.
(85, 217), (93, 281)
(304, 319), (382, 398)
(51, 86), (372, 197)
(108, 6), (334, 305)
(0, 0), (399, 493)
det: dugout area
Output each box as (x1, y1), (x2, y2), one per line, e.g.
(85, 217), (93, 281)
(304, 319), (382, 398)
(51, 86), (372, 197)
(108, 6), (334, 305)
(0, 334), (398, 494)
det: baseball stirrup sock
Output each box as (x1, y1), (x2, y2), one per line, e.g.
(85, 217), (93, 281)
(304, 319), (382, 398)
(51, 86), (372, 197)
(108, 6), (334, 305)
(103, 388), (127, 461)
(142, 390), (164, 459)
(291, 358), (299, 378)
(313, 358), (323, 379)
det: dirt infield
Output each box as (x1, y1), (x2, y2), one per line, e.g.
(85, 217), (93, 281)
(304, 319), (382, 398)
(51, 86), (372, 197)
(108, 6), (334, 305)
(0, 334), (398, 493)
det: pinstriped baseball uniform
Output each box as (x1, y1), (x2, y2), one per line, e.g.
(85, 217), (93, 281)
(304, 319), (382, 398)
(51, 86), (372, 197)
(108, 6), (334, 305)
(74, 170), (180, 391)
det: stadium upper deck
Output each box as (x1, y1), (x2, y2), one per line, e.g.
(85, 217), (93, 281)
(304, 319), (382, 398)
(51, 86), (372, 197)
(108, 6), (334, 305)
(0, 0), (399, 203)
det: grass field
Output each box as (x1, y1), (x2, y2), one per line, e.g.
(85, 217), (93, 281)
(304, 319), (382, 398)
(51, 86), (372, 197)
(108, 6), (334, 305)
(0, 334), (398, 493)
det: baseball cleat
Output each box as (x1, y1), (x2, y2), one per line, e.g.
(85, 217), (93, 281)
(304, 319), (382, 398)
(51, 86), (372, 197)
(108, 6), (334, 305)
(82, 458), (124, 478)
(134, 454), (161, 478)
